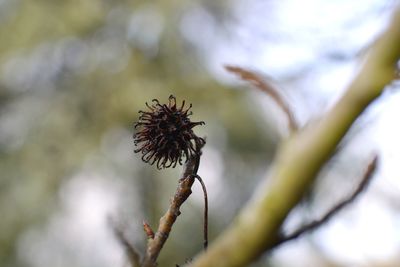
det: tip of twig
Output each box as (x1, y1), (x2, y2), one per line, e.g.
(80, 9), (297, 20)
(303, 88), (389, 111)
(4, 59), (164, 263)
(369, 154), (379, 170)
(224, 65), (266, 89)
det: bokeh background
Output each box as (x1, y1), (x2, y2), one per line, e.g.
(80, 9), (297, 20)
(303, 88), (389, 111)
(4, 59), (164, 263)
(1, 0), (400, 266)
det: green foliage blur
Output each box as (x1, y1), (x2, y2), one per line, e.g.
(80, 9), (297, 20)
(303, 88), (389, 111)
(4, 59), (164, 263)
(0, 1), (277, 266)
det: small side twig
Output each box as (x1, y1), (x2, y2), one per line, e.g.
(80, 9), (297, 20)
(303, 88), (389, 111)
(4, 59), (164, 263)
(274, 155), (378, 248)
(142, 152), (201, 267)
(112, 224), (141, 267)
(225, 65), (298, 132)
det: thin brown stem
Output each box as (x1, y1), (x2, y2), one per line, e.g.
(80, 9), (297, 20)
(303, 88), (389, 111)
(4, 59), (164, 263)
(225, 65), (298, 132)
(274, 155), (378, 247)
(194, 174), (209, 250)
(141, 153), (201, 267)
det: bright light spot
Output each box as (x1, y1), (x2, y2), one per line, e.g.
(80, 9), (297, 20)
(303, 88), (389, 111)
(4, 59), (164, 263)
(127, 4), (164, 57)
(317, 196), (400, 264)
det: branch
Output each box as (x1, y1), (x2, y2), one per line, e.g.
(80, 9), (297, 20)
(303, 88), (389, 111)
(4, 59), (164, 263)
(225, 65), (298, 132)
(189, 6), (400, 267)
(274, 155), (378, 247)
(112, 224), (141, 267)
(141, 153), (201, 267)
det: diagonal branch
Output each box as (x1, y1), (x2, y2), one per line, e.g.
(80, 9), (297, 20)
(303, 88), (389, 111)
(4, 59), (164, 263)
(112, 223), (141, 267)
(274, 155), (378, 247)
(225, 65), (298, 132)
(141, 151), (202, 267)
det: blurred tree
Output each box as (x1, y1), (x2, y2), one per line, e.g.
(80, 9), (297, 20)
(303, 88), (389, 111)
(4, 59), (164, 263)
(0, 1), (274, 267)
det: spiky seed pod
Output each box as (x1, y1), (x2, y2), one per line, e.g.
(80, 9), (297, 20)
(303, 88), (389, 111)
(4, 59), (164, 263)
(133, 95), (205, 169)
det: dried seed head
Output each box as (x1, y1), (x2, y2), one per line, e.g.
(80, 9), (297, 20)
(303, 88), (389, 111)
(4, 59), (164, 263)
(133, 95), (205, 169)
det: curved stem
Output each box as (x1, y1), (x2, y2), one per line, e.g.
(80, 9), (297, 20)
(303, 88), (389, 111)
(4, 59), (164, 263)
(225, 65), (298, 132)
(194, 174), (209, 250)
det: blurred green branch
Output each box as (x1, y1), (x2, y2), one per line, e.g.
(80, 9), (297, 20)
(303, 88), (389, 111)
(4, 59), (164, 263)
(189, 6), (400, 267)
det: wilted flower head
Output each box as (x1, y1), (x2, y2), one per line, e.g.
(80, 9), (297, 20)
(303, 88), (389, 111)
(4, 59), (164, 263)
(133, 95), (205, 169)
